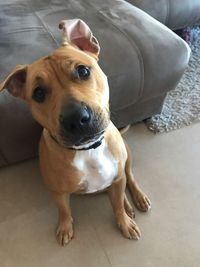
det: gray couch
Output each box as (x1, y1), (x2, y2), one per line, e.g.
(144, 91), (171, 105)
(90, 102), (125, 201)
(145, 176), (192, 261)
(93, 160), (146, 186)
(0, 0), (198, 167)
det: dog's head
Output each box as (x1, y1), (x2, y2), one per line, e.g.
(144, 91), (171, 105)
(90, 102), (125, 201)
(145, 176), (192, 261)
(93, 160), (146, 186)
(0, 19), (110, 148)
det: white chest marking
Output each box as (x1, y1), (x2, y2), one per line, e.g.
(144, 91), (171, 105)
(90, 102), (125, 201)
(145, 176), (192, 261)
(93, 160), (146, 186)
(73, 140), (118, 193)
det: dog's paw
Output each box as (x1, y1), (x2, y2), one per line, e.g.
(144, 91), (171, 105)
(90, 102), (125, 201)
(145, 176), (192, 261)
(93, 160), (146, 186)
(124, 201), (135, 218)
(56, 220), (74, 246)
(133, 190), (151, 212)
(118, 214), (141, 240)
(125, 206), (135, 219)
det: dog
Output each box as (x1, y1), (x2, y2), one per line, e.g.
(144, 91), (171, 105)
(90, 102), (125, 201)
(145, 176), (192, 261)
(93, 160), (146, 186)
(0, 19), (151, 246)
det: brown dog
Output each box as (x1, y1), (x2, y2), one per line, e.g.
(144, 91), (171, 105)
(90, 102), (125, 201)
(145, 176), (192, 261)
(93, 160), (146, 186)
(0, 19), (151, 246)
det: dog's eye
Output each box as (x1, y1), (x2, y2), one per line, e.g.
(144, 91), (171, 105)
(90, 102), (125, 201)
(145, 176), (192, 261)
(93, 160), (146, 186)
(75, 65), (90, 80)
(32, 86), (46, 103)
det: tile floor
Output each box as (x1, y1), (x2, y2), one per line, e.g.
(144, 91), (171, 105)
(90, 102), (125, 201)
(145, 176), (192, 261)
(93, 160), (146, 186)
(0, 122), (200, 267)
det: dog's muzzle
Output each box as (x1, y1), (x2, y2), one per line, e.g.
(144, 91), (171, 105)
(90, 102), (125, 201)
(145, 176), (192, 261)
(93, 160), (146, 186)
(59, 101), (107, 148)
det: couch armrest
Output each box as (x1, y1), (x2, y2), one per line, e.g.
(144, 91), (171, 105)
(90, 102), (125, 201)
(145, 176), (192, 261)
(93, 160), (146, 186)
(99, 2), (191, 103)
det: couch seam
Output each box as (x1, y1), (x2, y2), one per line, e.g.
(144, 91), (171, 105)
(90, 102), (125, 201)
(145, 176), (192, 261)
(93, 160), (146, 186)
(165, 0), (170, 26)
(27, 0), (59, 49)
(96, 10), (144, 101)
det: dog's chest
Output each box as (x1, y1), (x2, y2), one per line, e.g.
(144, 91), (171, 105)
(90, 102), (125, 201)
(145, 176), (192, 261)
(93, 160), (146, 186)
(73, 140), (118, 193)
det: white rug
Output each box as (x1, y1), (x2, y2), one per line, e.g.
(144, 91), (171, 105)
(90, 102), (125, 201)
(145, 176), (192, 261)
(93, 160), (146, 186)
(146, 27), (200, 133)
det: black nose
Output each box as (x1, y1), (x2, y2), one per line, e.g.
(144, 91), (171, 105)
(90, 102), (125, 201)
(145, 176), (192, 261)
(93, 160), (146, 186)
(60, 102), (92, 133)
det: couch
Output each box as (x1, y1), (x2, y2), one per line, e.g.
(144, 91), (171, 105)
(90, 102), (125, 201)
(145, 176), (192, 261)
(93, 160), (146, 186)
(0, 0), (198, 167)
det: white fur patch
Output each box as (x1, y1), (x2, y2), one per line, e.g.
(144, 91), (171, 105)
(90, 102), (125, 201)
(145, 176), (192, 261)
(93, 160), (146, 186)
(73, 139), (118, 193)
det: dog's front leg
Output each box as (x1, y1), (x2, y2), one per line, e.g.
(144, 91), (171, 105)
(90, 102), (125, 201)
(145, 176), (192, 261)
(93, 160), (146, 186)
(108, 175), (141, 240)
(124, 141), (151, 212)
(51, 192), (73, 246)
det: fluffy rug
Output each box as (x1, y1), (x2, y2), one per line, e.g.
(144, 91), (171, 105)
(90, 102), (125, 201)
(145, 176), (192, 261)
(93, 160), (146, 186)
(145, 27), (200, 133)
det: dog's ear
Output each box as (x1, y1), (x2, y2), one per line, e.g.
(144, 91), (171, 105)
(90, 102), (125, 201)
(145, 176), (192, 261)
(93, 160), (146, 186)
(59, 19), (100, 56)
(0, 65), (27, 97)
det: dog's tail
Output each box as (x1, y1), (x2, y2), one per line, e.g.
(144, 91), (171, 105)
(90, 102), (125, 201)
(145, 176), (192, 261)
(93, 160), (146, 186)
(118, 125), (130, 135)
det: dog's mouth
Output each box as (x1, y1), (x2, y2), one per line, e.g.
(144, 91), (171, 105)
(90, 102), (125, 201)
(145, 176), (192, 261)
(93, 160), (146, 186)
(71, 131), (105, 150)
(50, 129), (105, 150)
(63, 129), (105, 150)
(74, 130), (104, 145)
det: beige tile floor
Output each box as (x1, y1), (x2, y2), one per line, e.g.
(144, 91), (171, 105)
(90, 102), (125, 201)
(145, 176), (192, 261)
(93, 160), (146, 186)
(0, 122), (200, 267)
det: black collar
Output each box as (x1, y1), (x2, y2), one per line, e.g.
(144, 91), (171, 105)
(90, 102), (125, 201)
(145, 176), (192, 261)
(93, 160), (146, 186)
(50, 133), (104, 151)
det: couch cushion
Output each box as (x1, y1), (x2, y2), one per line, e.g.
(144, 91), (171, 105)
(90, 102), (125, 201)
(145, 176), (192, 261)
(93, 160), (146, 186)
(0, 0), (144, 111)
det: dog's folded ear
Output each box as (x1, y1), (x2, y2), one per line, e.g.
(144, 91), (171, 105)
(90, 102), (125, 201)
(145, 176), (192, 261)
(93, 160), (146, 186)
(0, 65), (27, 97)
(59, 19), (100, 56)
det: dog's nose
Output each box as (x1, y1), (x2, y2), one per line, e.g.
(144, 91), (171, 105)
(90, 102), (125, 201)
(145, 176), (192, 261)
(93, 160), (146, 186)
(60, 102), (92, 132)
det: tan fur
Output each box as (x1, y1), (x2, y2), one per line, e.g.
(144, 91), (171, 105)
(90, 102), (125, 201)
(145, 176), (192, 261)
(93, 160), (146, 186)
(0, 27), (151, 246)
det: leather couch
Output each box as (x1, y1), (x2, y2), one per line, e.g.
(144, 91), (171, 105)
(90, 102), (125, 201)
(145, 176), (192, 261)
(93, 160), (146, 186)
(0, 0), (197, 167)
